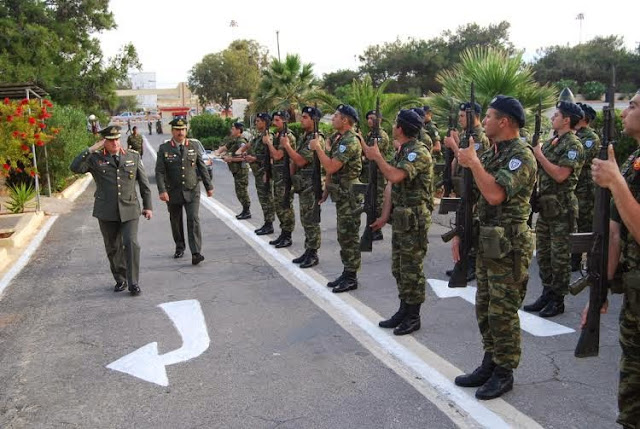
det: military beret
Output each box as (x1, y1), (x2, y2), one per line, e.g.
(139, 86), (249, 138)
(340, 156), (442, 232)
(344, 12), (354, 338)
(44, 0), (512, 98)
(233, 122), (244, 130)
(365, 110), (381, 119)
(256, 112), (271, 123)
(556, 100), (584, 119)
(423, 105), (432, 113)
(460, 102), (482, 115)
(336, 104), (359, 122)
(396, 109), (424, 131)
(272, 110), (289, 121)
(411, 107), (426, 118)
(489, 95), (526, 128)
(169, 118), (188, 129)
(576, 102), (597, 122)
(99, 125), (121, 140)
(301, 106), (322, 119)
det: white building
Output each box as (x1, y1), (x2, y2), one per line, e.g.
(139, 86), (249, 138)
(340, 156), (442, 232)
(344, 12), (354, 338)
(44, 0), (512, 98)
(129, 72), (157, 110)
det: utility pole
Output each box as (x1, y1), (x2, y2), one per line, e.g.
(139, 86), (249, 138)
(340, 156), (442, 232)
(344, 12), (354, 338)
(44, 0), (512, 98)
(576, 13), (584, 45)
(276, 30), (281, 61)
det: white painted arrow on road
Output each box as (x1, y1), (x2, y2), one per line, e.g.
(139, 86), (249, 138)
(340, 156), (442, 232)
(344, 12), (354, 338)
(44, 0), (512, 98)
(107, 300), (210, 386)
(428, 279), (575, 337)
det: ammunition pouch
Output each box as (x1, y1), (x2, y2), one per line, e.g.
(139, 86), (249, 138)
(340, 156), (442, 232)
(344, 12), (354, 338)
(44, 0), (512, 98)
(623, 271), (640, 316)
(479, 226), (511, 259)
(538, 194), (561, 219)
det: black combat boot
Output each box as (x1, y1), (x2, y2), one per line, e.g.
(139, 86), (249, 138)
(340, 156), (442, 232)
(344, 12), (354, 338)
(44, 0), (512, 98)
(571, 254), (582, 272)
(371, 230), (383, 241)
(327, 271), (346, 288)
(255, 222), (274, 236)
(275, 231), (292, 248)
(332, 271), (358, 293)
(299, 249), (319, 268)
(292, 249), (309, 264)
(269, 231), (284, 246)
(236, 206), (251, 220)
(523, 286), (551, 312)
(539, 292), (565, 318)
(393, 304), (421, 335)
(379, 301), (407, 329)
(454, 352), (496, 387)
(475, 365), (514, 400)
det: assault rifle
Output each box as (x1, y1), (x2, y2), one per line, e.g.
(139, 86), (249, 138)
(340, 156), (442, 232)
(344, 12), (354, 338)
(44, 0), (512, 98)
(359, 97), (381, 252)
(528, 98), (542, 228)
(281, 119), (292, 208)
(436, 107), (458, 198)
(311, 105), (322, 223)
(263, 130), (272, 185)
(568, 67), (616, 358)
(440, 83), (476, 288)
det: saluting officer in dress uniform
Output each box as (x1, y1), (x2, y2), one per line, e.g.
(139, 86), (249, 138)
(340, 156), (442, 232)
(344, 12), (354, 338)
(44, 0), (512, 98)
(70, 125), (153, 295)
(155, 118), (214, 265)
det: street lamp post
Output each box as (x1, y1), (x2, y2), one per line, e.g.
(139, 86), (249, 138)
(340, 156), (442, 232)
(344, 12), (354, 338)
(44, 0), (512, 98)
(276, 30), (281, 62)
(576, 13), (584, 45)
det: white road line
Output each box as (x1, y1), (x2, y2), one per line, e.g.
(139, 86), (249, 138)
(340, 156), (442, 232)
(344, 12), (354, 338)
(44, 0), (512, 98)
(0, 215), (58, 299)
(146, 139), (542, 428)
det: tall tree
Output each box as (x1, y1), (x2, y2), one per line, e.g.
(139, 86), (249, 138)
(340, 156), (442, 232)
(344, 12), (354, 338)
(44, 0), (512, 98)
(321, 69), (361, 96)
(188, 39), (268, 109)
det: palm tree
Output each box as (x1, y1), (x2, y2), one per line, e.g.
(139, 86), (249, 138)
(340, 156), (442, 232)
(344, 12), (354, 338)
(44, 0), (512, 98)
(251, 54), (319, 118)
(427, 47), (556, 132)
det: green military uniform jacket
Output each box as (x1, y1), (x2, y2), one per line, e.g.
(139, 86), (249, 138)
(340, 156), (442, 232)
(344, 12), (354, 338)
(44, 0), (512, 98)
(391, 138), (433, 212)
(575, 126), (601, 196)
(612, 148), (640, 277)
(418, 128), (434, 151)
(424, 121), (440, 144)
(272, 129), (296, 166)
(329, 129), (362, 187)
(248, 130), (273, 177)
(70, 148), (152, 222)
(292, 131), (324, 191)
(127, 134), (144, 154)
(155, 138), (214, 203)
(224, 135), (249, 174)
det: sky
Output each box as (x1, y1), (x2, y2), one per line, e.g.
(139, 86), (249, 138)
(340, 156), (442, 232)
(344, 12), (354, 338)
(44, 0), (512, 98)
(97, 0), (638, 89)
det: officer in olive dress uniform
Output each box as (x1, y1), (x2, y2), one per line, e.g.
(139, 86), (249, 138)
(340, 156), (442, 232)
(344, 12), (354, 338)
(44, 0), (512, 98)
(70, 125), (153, 295)
(364, 109), (433, 335)
(454, 96), (536, 400)
(155, 118), (214, 265)
(310, 104), (363, 293)
(127, 126), (144, 156)
(589, 90), (640, 428)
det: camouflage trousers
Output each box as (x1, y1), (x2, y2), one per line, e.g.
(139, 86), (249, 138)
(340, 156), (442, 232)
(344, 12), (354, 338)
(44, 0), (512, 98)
(296, 186), (321, 250)
(273, 167), (295, 232)
(391, 207), (430, 305)
(334, 191), (362, 272)
(359, 164), (386, 219)
(618, 294), (640, 428)
(476, 228), (534, 369)
(536, 211), (575, 296)
(232, 168), (250, 208)
(575, 189), (594, 234)
(253, 173), (275, 223)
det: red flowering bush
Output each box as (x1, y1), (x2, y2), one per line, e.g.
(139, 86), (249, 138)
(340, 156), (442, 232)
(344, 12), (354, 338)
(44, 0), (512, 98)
(0, 98), (57, 177)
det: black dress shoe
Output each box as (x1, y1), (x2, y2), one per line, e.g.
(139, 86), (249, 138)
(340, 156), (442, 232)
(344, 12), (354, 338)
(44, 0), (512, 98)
(292, 250), (309, 264)
(174, 250), (185, 258)
(299, 250), (319, 268)
(192, 253), (205, 265)
(114, 281), (127, 292)
(128, 284), (141, 296)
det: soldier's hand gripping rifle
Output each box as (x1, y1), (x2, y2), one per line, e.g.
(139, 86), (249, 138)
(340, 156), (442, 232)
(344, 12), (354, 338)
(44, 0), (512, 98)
(440, 83), (476, 288)
(528, 98), (542, 228)
(281, 118), (292, 209)
(359, 97), (381, 252)
(568, 69), (616, 358)
(311, 105), (322, 223)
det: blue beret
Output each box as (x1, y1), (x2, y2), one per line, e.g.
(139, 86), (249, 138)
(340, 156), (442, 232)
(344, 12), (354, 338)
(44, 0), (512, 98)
(256, 112), (271, 123)
(233, 122), (244, 130)
(556, 101), (583, 119)
(489, 95), (526, 128)
(423, 105), (431, 113)
(336, 104), (359, 122)
(460, 102), (482, 115)
(272, 110), (289, 121)
(411, 107), (425, 118)
(301, 106), (322, 119)
(576, 102), (596, 121)
(396, 109), (424, 131)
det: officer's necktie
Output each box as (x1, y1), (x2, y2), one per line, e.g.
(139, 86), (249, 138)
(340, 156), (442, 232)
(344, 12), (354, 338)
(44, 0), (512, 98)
(112, 154), (119, 167)
(180, 144), (184, 158)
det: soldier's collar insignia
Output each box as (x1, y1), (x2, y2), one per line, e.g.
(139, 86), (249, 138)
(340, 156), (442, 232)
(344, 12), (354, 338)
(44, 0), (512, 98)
(508, 158), (522, 171)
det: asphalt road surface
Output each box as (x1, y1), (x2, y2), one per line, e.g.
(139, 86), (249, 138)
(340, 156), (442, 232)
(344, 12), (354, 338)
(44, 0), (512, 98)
(0, 132), (625, 428)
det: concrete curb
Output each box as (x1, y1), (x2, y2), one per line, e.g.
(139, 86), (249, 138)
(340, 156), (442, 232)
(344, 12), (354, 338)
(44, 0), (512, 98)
(0, 212), (45, 249)
(57, 173), (92, 201)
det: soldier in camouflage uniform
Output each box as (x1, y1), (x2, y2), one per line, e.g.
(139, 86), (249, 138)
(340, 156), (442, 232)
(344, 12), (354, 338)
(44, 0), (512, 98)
(412, 107), (434, 150)
(571, 103), (601, 271)
(523, 101), (584, 317)
(214, 122), (251, 220)
(364, 109), (433, 335)
(264, 111), (296, 248)
(126, 126), (144, 155)
(359, 110), (393, 241)
(453, 96), (536, 400)
(70, 125), (153, 296)
(590, 91), (640, 428)
(245, 112), (275, 235)
(311, 104), (363, 293)
(156, 118), (214, 265)
(444, 101), (492, 281)
(423, 106), (442, 159)
(281, 106), (323, 268)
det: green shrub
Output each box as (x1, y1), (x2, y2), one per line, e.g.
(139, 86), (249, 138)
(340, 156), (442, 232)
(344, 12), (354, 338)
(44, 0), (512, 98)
(582, 81), (606, 101)
(37, 105), (94, 193)
(5, 182), (36, 213)
(189, 114), (234, 140)
(554, 79), (579, 95)
(200, 136), (224, 150)
(592, 109), (637, 164)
